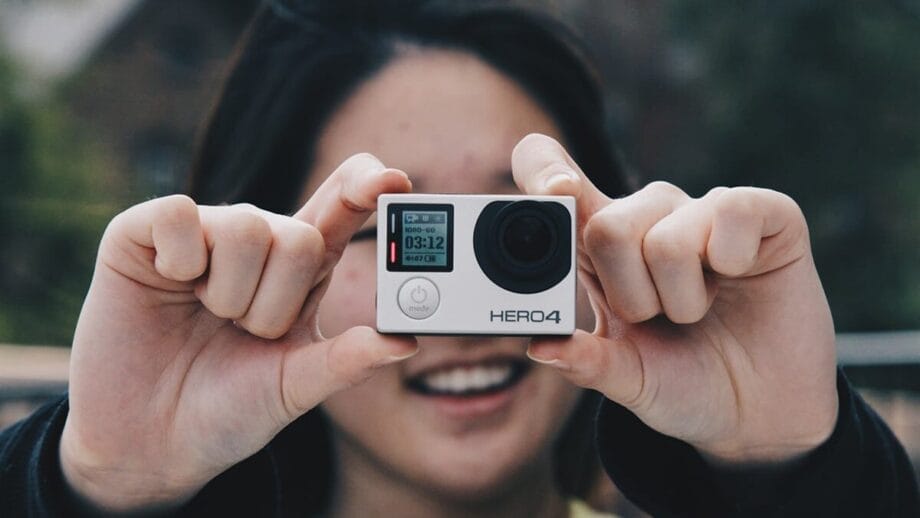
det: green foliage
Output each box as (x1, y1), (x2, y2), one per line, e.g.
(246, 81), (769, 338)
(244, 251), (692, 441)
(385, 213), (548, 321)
(666, 0), (920, 330)
(0, 56), (123, 345)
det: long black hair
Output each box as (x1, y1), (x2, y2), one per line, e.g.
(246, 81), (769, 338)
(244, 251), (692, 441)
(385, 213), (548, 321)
(187, 0), (628, 511)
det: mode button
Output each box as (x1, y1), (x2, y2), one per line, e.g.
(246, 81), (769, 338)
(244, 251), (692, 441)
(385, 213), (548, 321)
(398, 278), (440, 320)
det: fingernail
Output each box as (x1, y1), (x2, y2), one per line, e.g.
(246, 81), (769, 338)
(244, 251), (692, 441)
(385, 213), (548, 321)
(543, 169), (578, 190)
(374, 347), (419, 368)
(385, 168), (411, 183)
(526, 348), (571, 371)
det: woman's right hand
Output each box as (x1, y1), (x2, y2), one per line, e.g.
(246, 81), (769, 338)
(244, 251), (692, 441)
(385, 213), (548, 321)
(59, 154), (418, 512)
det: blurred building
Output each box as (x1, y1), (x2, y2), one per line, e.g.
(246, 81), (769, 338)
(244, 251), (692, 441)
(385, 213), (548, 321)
(63, 0), (258, 195)
(2, 0), (259, 196)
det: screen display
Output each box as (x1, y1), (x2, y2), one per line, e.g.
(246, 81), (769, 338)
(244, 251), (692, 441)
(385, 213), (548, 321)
(387, 203), (453, 272)
(402, 211), (448, 266)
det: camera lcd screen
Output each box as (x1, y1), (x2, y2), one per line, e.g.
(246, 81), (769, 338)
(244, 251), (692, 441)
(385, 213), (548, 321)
(387, 203), (453, 272)
(402, 211), (448, 266)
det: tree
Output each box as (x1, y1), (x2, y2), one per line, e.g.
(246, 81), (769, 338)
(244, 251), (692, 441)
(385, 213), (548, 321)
(0, 55), (123, 345)
(665, 0), (920, 330)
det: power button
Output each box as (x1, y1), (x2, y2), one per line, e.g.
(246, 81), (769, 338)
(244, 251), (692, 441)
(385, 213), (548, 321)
(398, 278), (440, 320)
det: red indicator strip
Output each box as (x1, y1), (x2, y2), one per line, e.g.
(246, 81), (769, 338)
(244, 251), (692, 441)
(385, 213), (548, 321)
(390, 241), (396, 263)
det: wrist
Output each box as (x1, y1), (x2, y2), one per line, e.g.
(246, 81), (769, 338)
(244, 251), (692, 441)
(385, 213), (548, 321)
(59, 425), (201, 514)
(696, 438), (825, 469)
(694, 392), (840, 468)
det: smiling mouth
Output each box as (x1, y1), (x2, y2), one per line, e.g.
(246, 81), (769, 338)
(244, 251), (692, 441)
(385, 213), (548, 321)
(406, 360), (531, 397)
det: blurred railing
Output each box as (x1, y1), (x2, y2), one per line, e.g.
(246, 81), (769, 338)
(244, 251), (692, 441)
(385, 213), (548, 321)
(837, 331), (920, 366)
(0, 344), (69, 427)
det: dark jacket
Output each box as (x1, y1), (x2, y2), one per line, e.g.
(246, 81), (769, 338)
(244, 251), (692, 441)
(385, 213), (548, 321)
(2, 370), (917, 517)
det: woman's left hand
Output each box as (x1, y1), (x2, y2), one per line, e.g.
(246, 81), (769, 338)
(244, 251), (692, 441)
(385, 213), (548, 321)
(512, 133), (838, 465)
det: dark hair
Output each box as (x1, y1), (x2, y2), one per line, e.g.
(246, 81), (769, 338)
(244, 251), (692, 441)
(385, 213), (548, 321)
(189, 0), (628, 210)
(187, 0), (626, 510)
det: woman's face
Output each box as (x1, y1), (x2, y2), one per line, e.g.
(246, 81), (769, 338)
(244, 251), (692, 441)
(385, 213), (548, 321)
(304, 50), (589, 499)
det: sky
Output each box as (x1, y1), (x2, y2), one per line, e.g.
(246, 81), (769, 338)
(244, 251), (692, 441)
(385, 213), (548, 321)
(0, 0), (141, 82)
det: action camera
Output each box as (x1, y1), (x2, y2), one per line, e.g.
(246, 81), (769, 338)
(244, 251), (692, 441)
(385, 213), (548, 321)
(376, 194), (576, 335)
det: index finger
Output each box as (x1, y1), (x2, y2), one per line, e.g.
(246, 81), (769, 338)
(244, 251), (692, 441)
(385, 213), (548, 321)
(511, 133), (611, 228)
(294, 153), (411, 265)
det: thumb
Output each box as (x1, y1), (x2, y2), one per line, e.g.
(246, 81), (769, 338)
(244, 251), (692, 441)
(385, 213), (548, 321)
(279, 326), (418, 420)
(527, 330), (645, 410)
(511, 133), (611, 226)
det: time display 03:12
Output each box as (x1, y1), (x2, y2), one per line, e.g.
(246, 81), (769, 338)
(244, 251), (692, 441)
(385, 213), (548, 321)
(404, 235), (445, 251)
(387, 203), (453, 272)
(401, 210), (448, 267)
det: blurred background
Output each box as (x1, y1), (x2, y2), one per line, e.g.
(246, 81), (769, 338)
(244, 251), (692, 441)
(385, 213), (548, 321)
(1, 0), (918, 497)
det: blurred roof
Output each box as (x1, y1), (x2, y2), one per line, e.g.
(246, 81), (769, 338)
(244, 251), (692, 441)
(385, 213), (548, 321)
(0, 0), (143, 82)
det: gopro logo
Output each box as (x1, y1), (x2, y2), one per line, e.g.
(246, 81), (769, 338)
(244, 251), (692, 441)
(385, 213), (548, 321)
(489, 309), (561, 324)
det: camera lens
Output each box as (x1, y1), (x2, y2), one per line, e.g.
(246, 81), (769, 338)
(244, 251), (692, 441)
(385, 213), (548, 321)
(500, 214), (555, 266)
(474, 200), (571, 294)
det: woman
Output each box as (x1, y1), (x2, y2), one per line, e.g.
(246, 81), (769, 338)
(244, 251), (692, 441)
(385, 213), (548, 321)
(1, 1), (916, 516)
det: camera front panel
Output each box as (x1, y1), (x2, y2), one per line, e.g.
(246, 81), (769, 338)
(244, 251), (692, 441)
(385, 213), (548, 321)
(376, 194), (576, 335)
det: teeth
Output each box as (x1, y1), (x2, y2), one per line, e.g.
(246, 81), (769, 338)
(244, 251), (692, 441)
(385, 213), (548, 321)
(420, 364), (514, 394)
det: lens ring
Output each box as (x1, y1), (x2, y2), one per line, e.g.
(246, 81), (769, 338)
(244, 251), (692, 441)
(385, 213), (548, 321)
(496, 209), (557, 269)
(474, 200), (571, 294)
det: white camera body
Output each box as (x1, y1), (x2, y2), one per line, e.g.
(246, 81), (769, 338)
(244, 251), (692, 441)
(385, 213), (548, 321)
(376, 194), (576, 335)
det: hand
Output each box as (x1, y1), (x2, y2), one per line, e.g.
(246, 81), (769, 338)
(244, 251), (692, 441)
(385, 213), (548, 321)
(59, 154), (418, 511)
(512, 134), (838, 465)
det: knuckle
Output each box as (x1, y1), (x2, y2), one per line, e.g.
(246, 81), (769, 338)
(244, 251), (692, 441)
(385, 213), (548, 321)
(310, 234), (327, 268)
(666, 304), (704, 325)
(242, 317), (287, 340)
(616, 304), (659, 324)
(773, 190), (806, 224)
(642, 181), (685, 200)
(704, 186), (729, 198)
(714, 188), (758, 219)
(642, 226), (689, 264)
(299, 222), (326, 258)
(277, 223), (325, 270)
(154, 194), (199, 228)
(102, 210), (131, 241)
(208, 298), (248, 320)
(709, 249), (751, 278)
(747, 189), (808, 237)
(230, 202), (261, 215)
(584, 207), (640, 251)
(225, 210), (272, 247)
